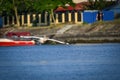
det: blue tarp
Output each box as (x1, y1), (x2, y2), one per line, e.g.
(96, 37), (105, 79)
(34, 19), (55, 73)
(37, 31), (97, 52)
(102, 11), (114, 21)
(83, 10), (114, 23)
(83, 10), (98, 24)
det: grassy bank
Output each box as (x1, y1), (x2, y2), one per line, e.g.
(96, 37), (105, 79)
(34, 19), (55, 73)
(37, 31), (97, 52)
(65, 37), (120, 44)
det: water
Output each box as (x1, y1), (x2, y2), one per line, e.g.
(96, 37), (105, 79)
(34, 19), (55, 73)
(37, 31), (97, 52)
(0, 43), (120, 80)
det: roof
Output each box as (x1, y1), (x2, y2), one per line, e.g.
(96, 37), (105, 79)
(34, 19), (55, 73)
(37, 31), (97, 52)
(75, 2), (89, 10)
(54, 6), (66, 12)
(66, 6), (74, 11)
(54, 2), (89, 12)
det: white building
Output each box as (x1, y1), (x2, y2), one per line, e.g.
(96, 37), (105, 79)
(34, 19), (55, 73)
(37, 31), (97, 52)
(72, 0), (116, 3)
(72, 0), (87, 3)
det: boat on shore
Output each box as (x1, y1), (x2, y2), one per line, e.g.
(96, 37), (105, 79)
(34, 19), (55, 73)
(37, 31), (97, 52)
(0, 37), (69, 46)
(0, 38), (35, 46)
(0, 32), (69, 46)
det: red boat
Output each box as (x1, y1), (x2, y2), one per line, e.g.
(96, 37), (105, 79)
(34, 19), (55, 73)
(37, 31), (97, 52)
(6, 32), (31, 38)
(0, 38), (35, 46)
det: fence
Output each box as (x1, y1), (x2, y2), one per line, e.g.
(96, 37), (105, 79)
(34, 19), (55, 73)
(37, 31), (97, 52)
(2, 10), (114, 27)
(2, 11), (82, 27)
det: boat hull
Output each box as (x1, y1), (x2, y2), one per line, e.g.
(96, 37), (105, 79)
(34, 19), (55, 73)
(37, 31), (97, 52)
(0, 39), (35, 46)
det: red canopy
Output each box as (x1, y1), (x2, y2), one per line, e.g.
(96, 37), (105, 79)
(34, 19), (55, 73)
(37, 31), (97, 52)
(74, 3), (84, 10)
(66, 6), (74, 11)
(74, 2), (89, 11)
(54, 2), (89, 12)
(54, 6), (66, 12)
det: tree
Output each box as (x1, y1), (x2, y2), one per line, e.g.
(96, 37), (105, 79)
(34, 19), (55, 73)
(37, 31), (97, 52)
(0, 0), (74, 27)
(31, 0), (74, 26)
(0, 0), (32, 27)
(84, 0), (116, 10)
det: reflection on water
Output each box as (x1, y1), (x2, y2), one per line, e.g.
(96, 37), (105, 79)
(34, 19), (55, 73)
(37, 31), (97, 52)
(0, 43), (120, 80)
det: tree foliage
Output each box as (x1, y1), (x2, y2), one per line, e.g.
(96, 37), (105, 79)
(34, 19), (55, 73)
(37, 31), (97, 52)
(0, 0), (74, 14)
(31, 0), (74, 25)
(84, 0), (116, 10)
(0, 0), (74, 26)
(31, 0), (74, 13)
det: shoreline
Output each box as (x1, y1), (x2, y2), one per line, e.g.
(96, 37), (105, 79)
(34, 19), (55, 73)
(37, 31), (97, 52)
(0, 19), (120, 44)
(67, 39), (120, 44)
(53, 37), (120, 44)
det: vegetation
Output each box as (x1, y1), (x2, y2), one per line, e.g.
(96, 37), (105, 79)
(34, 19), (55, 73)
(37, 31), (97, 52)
(84, 0), (116, 10)
(0, 0), (32, 27)
(0, 0), (74, 27)
(31, 0), (74, 26)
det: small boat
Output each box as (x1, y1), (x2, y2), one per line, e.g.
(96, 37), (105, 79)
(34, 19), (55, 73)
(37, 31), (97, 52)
(0, 38), (35, 46)
(0, 31), (69, 46)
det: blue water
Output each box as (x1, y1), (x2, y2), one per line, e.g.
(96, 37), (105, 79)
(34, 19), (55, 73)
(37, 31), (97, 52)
(0, 43), (120, 80)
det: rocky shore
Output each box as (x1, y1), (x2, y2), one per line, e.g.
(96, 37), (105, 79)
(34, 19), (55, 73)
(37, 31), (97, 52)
(0, 19), (120, 44)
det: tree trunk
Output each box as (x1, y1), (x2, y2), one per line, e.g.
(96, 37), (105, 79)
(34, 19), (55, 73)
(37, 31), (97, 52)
(13, 0), (20, 27)
(14, 7), (20, 27)
(51, 9), (56, 26)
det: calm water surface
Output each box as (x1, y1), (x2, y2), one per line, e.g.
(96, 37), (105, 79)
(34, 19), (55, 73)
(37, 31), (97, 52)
(0, 43), (120, 80)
